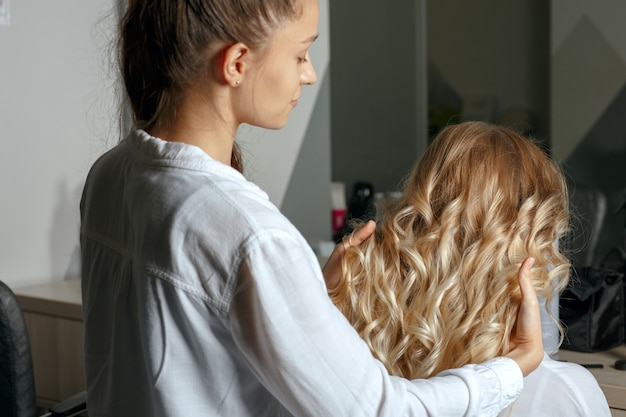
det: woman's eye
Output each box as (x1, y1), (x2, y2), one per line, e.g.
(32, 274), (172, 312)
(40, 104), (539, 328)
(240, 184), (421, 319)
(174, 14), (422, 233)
(298, 52), (310, 64)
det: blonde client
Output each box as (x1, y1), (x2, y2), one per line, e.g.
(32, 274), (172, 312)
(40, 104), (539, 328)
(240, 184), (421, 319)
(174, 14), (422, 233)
(331, 121), (610, 416)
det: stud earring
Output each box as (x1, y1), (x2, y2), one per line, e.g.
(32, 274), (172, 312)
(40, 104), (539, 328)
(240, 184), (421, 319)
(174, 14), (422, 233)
(235, 80), (241, 86)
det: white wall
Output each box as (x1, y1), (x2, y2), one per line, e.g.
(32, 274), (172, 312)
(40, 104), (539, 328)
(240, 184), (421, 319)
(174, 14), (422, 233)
(0, 0), (119, 288)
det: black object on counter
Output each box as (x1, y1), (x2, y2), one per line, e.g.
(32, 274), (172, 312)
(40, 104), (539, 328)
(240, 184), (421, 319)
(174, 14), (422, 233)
(333, 181), (376, 243)
(347, 181), (375, 222)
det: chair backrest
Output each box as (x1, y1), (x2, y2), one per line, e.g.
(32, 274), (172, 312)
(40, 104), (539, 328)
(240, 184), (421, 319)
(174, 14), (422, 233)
(0, 281), (37, 417)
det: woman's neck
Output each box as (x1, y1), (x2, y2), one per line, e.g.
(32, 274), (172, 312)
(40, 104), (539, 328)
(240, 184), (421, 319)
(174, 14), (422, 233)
(151, 89), (237, 166)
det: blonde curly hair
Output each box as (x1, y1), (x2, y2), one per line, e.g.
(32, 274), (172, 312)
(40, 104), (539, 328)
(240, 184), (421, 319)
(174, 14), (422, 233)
(330, 121), (570, 379)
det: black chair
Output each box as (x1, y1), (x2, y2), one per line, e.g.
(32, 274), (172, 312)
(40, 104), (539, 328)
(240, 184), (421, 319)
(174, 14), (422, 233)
(0, 280), (87, 417)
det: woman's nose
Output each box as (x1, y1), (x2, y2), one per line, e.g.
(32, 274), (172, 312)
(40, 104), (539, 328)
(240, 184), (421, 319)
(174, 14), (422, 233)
(302, 53), (317, 85)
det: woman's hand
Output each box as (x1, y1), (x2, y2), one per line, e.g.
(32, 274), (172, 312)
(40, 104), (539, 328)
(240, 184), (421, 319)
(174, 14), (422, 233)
(505, 257), (544, 376)
(322, 220), (376, 289)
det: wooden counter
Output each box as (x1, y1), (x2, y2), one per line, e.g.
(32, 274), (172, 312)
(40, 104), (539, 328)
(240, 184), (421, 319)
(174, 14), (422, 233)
(14, 279), (84, 408)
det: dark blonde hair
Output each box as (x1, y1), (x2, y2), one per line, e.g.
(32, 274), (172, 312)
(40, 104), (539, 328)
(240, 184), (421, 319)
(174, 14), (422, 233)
(119, 0), (304, 171)
(331, 121), (570, 379)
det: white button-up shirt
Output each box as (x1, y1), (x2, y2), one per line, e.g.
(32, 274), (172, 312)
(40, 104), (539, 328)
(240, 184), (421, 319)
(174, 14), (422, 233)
(80, 129), (523, 416)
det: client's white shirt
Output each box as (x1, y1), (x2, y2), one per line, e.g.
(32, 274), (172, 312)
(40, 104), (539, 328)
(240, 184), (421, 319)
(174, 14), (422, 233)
(499, 354), (610, 416)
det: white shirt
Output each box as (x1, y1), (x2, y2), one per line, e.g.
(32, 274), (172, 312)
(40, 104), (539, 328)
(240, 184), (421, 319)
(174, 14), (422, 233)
(80, 129), (523, 417)
(499, 354), (610, 417)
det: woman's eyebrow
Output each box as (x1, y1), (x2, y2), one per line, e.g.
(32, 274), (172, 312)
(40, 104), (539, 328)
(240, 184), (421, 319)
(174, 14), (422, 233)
(302, 34), (319, 44)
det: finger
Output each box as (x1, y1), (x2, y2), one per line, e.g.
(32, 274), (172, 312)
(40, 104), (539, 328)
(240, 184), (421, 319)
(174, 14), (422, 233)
(518, 257), (537, 306)
(515, 256), (542, 348)
(323, 221), (376, 290)
(505, 257), (543, 376)
(349, 220), (376, 246)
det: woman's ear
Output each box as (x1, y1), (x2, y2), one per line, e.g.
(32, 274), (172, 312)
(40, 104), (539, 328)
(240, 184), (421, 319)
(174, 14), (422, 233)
(221, 42), (250, 87)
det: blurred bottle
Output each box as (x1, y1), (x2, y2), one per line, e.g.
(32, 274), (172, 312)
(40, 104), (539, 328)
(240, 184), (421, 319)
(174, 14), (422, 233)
(330, 182), (347, 240)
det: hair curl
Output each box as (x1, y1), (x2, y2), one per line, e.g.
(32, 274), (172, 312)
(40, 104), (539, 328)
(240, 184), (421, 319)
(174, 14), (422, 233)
(331, 121), (570, 379)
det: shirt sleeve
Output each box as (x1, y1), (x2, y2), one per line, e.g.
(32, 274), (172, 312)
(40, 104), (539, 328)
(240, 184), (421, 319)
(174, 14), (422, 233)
(228, 229), (523, 417)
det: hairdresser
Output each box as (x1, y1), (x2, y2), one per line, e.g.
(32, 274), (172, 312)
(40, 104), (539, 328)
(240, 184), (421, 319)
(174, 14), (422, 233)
(79, 0), (544, 415)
